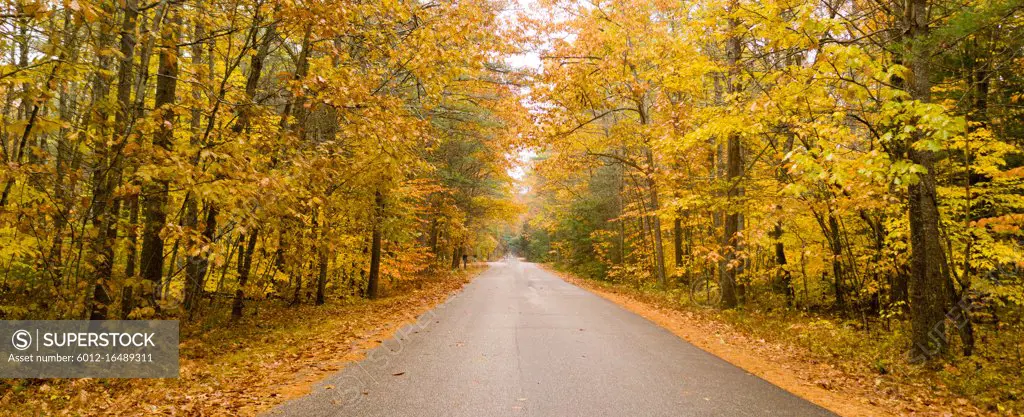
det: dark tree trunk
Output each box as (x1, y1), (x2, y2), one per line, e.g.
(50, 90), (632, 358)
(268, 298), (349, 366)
(829, 214), (845, 309)
(291, 272), (302, 306)
(948, 36), (990, 357)
(719, 0), (742, 309)
(636, 100), (666, 287)
(451, 246), (462, 270)
(231, 231), (259, 321)
(892, 268), (910, 306)
(112, 0), (139, 319)
(429, 218), (439, 255)
(86, 4), (118, 320)
(673, 217), (683, 269)
(721, 131), (742, 309)
(139, 6), (180, 307)
(184, 205), (217, 314)
(233, 18), (274, 134)
(181, 0), (212, 317)
(367, 190), (384, 299)
(903, 0), (950, 362)
(316, 252), (328, 305)
(121, 197), (140, 318)
(646, 173), (666, 287)
(772, 221), (794, 306)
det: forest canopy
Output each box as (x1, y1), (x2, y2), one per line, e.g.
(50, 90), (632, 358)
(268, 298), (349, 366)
(0, 0), (527, 321)
(514, 0), (1024, 400)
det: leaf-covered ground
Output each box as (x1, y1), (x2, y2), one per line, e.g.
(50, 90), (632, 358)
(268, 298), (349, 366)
(547, 266), (1006, 417)
(0, 266), (485, 416)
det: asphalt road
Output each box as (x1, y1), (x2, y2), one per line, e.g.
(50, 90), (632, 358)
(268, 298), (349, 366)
(268, 260), (835, 417)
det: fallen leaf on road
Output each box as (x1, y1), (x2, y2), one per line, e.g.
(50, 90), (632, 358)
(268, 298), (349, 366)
(392, 372), (406, 376)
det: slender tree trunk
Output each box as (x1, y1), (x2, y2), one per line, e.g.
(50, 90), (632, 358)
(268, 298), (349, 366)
(616, 161), (627, 265)
(114, 0), (140, 319)
(721, 129), (742, 309)
(121, 7), (159, 303)
(313, 205), (329, 306)
(772, 220), (794, 306)
(231, 231), (258, 320)
(366, 190), (385, 299)
(648, 182), (666, 286)
(48, 14), (81, 293)
(829, 214), (845, 308)
(717, 5), (743, 308)
(182, 2), (213, 316)
(184, 205), (216, 314)
(86, 5), (118, 320)
(233, 17), (275, 134)
(139, 5), (179, 307)
(290, 269), (302, 306)
(451, 246), (462, 270)
(316, 251), (329, 305)
(429, 218), (439, 255)
(635, 97), (666, 287)
(644, 152), (666, 287)
(673, 217), (683, 269)
(948, 36), (989, 357)
(772, 130), (796, 306)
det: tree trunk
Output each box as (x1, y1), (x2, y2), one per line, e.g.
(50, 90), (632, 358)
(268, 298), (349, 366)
(182, 3), (214, 317)
(721, 131), (742, 309)
(429, 218), (439, 255)
(184, 205), (216, 314)
(316, 251), (329, 305)
(948, 36), (990, 357)
(451, 246), (462, 270)
(644, 156), (666, 287)
(719, 0), (742, 309)
(829, 214), (845, 309)
(113, 0), (139, 319)
(231, 231), (259, 321)
(772, 220), (794, 306)
(86, 4), (118, 320)
(903, 0), (950, 362)
(139, 5), (179, 307)
(673, 217), (683, 269)
(367, 190), (384, 299)
(291, 271), (302, 306)
(121, 197), (140, 318)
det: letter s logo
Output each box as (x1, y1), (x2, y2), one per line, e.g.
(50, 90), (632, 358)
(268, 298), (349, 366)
(12, 330), (31, 351)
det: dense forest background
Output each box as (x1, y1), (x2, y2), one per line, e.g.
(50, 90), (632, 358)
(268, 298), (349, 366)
(514, 0), (1024, 411)
(0, 0), (525, 322)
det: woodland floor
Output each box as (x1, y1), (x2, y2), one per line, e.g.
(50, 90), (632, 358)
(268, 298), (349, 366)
(0, 265), (485, 416)
(545, 266), (997, 417)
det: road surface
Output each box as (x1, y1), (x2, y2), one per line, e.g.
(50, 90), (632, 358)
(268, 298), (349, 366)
(268, 260), (835, 417)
